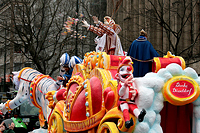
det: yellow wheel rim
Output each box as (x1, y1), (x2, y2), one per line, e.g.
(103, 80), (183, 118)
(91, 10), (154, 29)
(97, 122), (119, 133)
(48, 112), (64, 133)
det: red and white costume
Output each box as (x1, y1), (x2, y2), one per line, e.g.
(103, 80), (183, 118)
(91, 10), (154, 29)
(87, 17), (124, 56)
(117, 77), (140, 122)
(115, 57), (141, 123)
(117, 82), (138, 106)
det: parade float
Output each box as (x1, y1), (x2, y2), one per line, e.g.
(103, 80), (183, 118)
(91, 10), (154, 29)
(1, 51), (200, 133)
(45, 51), (200, 133)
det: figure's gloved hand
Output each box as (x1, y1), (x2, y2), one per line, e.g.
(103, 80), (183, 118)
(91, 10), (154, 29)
(82, 20), (90, 28)
(92, 16), (99, 24)
(124, 75), (133, 87)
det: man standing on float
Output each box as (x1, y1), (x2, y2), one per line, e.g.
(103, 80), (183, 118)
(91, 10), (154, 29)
(82, 16), (124, 56)
(127, 29), (159, 77)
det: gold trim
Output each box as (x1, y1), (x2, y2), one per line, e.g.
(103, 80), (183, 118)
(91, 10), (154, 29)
(5, 100), (12, 111)
(153, 57), (161, 73)
(64, 109), (106, 132)
(163, 76), (200, 105)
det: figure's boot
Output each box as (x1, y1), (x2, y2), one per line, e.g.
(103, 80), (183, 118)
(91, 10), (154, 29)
(138, 109), (146, 122)
(125, 118), (134, 129)
(123, 109), (134, 129)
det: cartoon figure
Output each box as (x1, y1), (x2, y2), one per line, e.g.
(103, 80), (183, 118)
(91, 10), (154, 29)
(56, 52), (72, 88)
(115, 57), (146, 129)
(82, 16), (124, 56)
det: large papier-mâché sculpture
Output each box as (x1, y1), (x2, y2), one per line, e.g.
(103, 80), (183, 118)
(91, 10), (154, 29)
(1, 68), (59, 128)
(46, 51), (200, 133)
(2, 51), (200, 133)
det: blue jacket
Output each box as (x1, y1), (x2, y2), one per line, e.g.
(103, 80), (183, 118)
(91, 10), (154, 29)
(127, 36), (159, 77)
(62, 69), (73, 81)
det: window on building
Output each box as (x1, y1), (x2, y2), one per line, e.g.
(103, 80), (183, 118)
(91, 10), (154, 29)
(24, 42), (29, 53)
(15, 25), (23, 35)
(24, 24), (31, 35)
(14, 44), (21, 53)
(16, 24), (31, 35)
(15, 5), (23, 16)
(0, 47), (3, 57)
(25, 63), (32, 67)
(14, 63), (22, 71)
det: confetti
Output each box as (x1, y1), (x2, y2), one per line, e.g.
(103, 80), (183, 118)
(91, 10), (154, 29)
(62, 14), (87, 39)
(79, 13), (84, 18)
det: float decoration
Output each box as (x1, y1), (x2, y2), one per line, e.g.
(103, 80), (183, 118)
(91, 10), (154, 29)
(115, 57), (146, 129)
(152, 51), (185, 73)
(1, 67), (59, 129)
(163, 76), (200, 105)
(45, 91), (57, 109)
(4, 100), (12, 111)
(2, 51), (200, 133)
(45, 51), (200, 133)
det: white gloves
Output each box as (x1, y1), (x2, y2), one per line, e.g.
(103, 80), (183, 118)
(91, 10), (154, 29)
(82, 16), (100, 29)
(82, 20), (90, 28)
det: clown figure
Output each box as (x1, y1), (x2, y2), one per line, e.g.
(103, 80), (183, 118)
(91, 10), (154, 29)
(115, 57), (146, 129)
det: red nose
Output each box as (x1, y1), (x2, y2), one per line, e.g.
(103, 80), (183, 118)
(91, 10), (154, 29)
(127, 66), (132, 71)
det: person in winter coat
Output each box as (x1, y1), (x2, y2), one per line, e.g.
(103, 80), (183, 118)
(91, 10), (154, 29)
(0, 121), (15, 133)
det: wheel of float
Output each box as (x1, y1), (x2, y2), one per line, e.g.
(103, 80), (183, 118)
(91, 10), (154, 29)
(48, 112), (64, 133)
(97, 122), (119, 133)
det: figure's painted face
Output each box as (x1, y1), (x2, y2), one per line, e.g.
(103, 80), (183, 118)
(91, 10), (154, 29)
(104, 17), (110, 25)
(63, 66), (70, 72)
(104, 16), (115, 26)
(119, 65), (133, 79)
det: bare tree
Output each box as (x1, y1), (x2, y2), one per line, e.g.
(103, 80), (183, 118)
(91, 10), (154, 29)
(145, 0), (200, 61)
(0, 0), (100, 76)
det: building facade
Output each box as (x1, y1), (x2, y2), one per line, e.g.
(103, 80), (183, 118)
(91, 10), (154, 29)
(107, 0), (200, 74)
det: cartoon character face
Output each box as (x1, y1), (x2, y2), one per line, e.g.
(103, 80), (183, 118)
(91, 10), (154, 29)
(118, 65), (133, 80)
